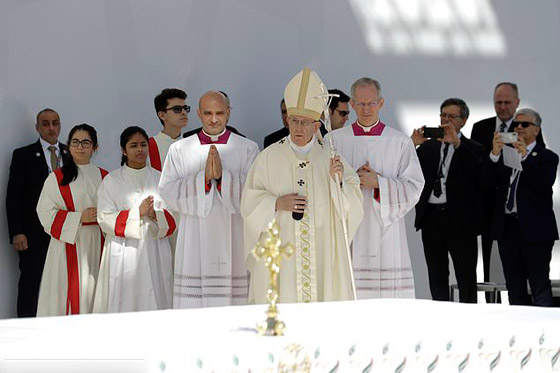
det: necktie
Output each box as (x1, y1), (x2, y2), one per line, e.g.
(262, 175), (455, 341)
(433, 143), (450, 197)
(499, 122), (507, 132)
(48, 145), (58, 171)
(506, 171), (520, 212)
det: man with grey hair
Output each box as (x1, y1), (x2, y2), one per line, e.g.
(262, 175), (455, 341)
(471, 82), (545, 293)
(326, 77), (424, 299)
(483, 108), (558, 306)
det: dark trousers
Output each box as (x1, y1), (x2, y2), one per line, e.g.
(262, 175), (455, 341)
(421, 204), (478, 303)
(498, 214), (554, 306)
(17, 244), (48, 317)
(480, 190), (496, 283)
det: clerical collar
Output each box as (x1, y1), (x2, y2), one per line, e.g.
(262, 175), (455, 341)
(288, 135), (315, 155)
(352, 120), (385, 136)
(198, 128), (231, 145)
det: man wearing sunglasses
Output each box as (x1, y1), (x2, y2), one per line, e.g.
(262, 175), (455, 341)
(149, 88), (189, 172)
(327, 77), (424, 300)
(484, 108), (558, 306)
(412, 98), (485, 303)
(159, 90), (259, 309)
(328, 89), (351, 130)
(471, 83), (546, 298)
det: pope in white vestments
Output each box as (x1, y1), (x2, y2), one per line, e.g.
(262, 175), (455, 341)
(241, 68), (364, 304)
(94, 127), (175, 313)
(159, 91), (259, 309)
(327, 77), (424, 299)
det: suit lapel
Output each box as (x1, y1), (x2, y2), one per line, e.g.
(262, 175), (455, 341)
(32, 140), (49, 179)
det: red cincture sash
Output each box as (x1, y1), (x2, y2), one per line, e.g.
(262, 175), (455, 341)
(163, 210), (176, 237)
(148, 137), (162, 171)
(53, 167), (108, 315)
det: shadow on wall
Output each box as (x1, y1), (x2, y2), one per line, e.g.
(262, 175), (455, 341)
(0, 92), (34, 318)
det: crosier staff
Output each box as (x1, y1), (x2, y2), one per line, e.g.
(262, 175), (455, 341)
(311, 84), (357, 300)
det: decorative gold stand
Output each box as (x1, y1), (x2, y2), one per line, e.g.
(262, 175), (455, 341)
(252, 217), (294, 336)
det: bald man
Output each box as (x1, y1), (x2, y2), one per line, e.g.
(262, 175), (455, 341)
(158, 91), (259, 309)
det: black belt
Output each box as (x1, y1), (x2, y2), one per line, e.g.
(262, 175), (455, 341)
(428, 203), (447, 211)
(506, 212), (519, 219)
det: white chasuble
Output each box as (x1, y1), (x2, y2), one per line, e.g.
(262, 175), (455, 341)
(241, 138), (364, 304)
(158, 131), (259, 309)
(327, 122), (425, 299)
(36, 164), (107, 316)
(94, 165), (175, 313)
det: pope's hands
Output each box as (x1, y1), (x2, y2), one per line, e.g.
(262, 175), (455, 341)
(276, 193), (307, 213)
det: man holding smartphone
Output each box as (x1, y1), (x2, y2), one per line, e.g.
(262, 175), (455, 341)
(412, 98), (485, 303)
(483, 108), (558, 306)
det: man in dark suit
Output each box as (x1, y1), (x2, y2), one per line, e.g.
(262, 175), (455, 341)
(483, 108), (558, 306)
(6, 108), (67, 317)
(263, 99), (289, 148)
(413, 98), (485, 303)
(471, 82), (545, 291)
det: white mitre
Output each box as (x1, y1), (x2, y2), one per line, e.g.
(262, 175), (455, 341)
(284, 67), (325, 121)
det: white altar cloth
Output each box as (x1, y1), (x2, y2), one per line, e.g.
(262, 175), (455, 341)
(0, 299), (559, 372)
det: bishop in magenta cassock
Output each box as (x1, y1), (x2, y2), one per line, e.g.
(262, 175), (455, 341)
(327, 77), (424, 299)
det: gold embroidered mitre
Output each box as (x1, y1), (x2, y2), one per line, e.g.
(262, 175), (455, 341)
(284, 67), (325, 121)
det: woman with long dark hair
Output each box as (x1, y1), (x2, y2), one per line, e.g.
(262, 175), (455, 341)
(36, 123), (108, 316)
(94, 126), (175, 312)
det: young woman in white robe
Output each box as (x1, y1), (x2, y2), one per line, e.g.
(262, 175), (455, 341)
(36, 124), (107, 316)
(94, 126), (175, 313)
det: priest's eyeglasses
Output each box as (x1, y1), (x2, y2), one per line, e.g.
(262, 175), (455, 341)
(289, 118), (317, 127)
(69, 139), (93, 148)
(439, 113), (461, 120)
(355, 101), (379, 108)
(164, 105), (191, 114)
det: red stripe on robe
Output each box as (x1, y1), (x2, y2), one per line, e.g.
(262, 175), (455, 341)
(163, 210), (176, 236)
(99, 167), (109, 179)
(115, 210), (130, 237)
(98, 167), (108, 260)
(65, 243), (80, 315)
(374, 188), (381, 202)
(54, 169), (76, 211)
(148, 137), (162, 171)
(50, 210), (68, 240)
(53, 169), (80, 314)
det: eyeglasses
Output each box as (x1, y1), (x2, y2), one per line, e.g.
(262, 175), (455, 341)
(69, 139), (93, 149)
(164, 105), (191, 114)
(355, 101), (379, 108)
(289, 117), (317, 127)
(335, 109), (350, 117)
(439, 113), (462, 120)
(512, 121), (535, 128)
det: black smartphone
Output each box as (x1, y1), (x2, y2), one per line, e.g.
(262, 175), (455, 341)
(423, 127), (444, 139)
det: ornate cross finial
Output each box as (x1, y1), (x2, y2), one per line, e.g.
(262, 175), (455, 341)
(252, 218), (294, 336)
